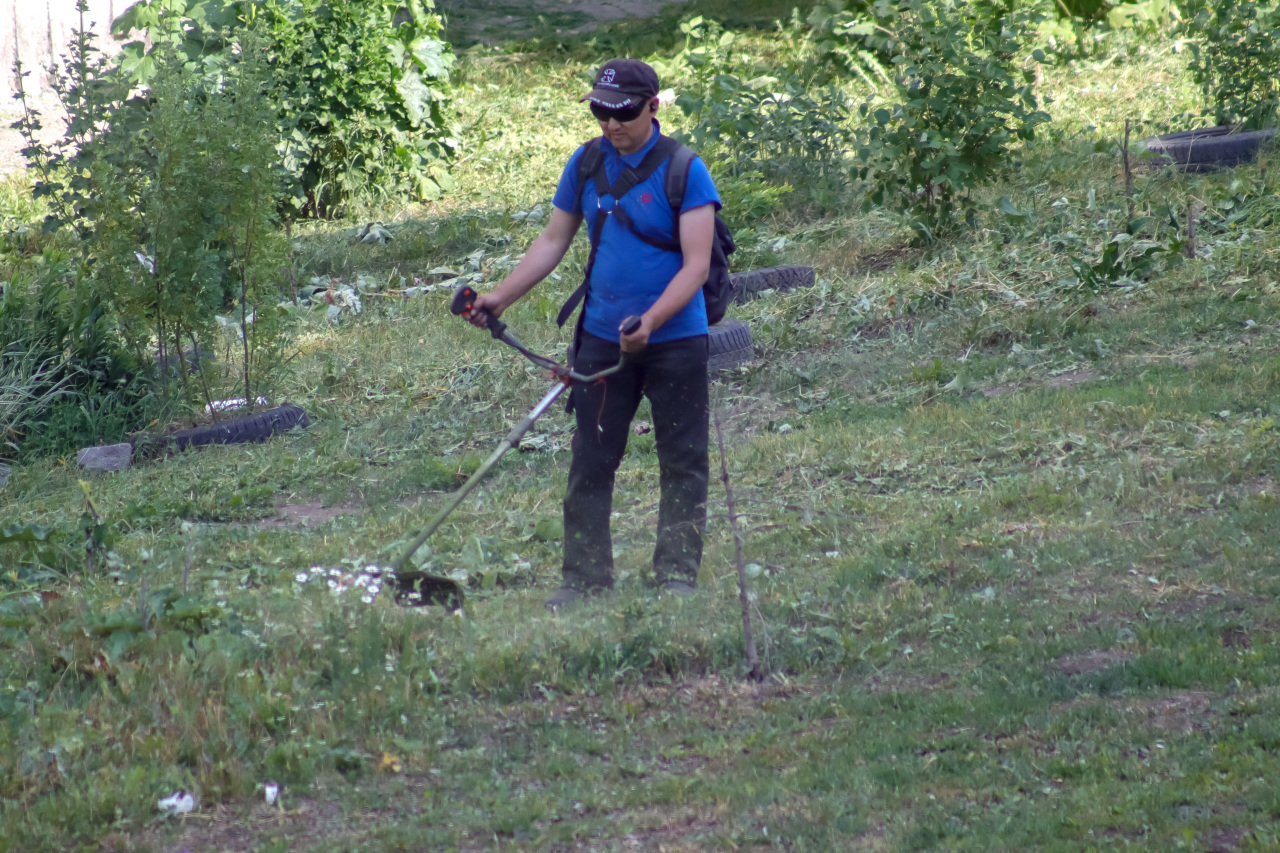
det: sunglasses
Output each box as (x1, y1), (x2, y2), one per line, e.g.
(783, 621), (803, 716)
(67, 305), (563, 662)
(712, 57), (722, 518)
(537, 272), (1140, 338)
(590, 99), (649, 123)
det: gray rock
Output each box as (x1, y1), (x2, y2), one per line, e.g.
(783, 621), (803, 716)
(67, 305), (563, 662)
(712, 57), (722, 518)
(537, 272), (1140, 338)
(0, 463), (10, 488)
(77, 443), (133, 473)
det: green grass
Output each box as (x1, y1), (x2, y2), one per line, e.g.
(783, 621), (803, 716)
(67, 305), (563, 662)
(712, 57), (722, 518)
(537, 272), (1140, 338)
(4, 9), (1280, 852)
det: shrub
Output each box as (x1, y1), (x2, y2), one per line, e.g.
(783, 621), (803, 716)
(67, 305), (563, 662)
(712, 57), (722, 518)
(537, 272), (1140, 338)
(655, 16), (855, 208)
(11, 11), (293, 452)
(1180, 0), (1280, 130)
(834, 0), (1051, 238)
(113, 0), (457, 215)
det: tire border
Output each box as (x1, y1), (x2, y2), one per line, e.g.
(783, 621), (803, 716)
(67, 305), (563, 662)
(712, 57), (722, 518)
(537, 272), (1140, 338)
(708, 318), (753, 374)
(1143, 125), (1277, 172)
(137, 404), (310, 455)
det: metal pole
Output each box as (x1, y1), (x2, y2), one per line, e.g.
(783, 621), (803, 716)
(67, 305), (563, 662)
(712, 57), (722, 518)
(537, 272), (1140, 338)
(391, 380), (570, 572)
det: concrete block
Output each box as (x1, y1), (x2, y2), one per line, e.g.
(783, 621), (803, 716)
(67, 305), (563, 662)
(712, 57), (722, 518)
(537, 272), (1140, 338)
(77, 442), (132, 473)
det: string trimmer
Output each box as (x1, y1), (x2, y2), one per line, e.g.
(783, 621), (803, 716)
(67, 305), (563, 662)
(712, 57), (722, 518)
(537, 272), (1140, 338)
(384, 284), (640, 609)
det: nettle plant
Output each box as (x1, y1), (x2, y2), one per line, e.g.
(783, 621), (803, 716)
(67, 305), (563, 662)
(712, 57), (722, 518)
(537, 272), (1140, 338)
(1180, 0), (1280, 130)
(838, 0), (1051, 238)
(113, 0), (457, 216)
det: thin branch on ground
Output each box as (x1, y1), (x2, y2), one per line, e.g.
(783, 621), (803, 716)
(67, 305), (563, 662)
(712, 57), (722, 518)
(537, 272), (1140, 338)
(714, 400), (762, 682)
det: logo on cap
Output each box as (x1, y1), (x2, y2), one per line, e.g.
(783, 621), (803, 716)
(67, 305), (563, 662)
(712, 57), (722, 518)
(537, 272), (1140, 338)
(600, 69), (616, 87)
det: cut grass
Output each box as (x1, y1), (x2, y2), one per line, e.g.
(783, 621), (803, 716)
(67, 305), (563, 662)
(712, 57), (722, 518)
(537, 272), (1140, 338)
(5, 10), (1280, 853)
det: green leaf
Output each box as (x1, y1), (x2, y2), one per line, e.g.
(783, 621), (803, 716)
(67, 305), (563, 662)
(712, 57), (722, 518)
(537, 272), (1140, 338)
(409, 36), (451, 77)
(396, 69), (433, 126)
(117, 41), (160, 85)
(998, 196), (1026, 219)
(0, 524), (54, 544)
(533, 518), (564, 542)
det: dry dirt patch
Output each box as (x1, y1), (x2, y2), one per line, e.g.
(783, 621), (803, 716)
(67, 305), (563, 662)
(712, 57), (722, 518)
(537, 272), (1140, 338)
(254, 500), (360, 529)
(1054, 648), (1133, 676)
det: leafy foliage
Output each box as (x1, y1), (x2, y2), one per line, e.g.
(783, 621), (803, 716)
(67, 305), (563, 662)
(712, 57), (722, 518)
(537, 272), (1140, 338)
(112, 0), (458, 215)
(1180, 0), (1280, 130)
(656, 16), (854, 207)
(830, 0), (1051, 237)
(10, 11), (293, 451)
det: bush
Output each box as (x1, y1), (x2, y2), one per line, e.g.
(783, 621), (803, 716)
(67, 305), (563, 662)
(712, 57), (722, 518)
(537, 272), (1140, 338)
(113, 0), (457, 215)
(655, 16), (854, 209)
(1180, 0), (1280, 130)
(11, 11), (293, 453)
(834, 0), (1050, 238)
(0, 250), (159, 459)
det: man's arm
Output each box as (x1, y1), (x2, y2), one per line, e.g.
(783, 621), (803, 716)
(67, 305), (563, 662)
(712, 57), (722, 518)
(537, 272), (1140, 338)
(467, 207), (583, 327)
(619, 203), (716, 352)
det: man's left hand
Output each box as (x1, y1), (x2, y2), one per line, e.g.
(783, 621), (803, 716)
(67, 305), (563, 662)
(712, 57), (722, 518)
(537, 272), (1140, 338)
(620, 315), (652, 353)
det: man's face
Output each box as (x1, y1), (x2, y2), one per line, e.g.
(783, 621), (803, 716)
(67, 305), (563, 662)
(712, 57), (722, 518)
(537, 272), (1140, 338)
(591, 98), (656, 155)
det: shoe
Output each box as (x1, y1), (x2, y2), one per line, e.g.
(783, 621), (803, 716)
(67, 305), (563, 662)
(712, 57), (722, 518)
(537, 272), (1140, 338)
(658, 580), (695, 599)
(544, 587), (584, 610)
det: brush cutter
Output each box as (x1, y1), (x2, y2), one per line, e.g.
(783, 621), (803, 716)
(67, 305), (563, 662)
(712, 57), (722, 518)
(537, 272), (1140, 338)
(384, 284), (641, 609)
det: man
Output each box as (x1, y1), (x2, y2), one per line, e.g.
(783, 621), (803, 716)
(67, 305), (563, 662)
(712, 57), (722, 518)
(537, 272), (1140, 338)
(464, 58), (721, 609)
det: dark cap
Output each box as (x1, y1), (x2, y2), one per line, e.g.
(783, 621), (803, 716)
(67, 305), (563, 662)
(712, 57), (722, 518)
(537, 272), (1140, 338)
(579, 59), (660, 110)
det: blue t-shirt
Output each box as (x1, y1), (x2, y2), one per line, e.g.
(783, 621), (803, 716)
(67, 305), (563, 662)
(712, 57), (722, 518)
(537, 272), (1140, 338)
(552, 121), (722, 343)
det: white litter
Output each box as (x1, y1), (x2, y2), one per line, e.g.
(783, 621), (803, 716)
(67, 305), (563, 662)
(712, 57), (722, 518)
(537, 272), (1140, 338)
(158, 789), (196, 815)
(206, 397), (270, 414)
(264, 781), (279, 805)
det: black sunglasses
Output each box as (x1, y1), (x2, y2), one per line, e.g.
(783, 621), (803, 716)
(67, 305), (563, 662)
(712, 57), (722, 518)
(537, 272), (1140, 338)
(590, 99), (648, 123)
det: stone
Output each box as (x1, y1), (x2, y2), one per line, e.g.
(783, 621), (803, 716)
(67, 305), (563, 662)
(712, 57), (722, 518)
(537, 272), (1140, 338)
(77, 443), (133, 473)
(0, 463), (10, 488)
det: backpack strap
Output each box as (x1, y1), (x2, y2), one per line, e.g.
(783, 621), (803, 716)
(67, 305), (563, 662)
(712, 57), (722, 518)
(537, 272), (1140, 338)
(664, 143), (697, 237)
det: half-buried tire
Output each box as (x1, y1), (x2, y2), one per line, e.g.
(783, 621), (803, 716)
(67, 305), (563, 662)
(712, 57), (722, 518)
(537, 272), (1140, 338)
(164, 404), (310, 451)
(1143, 125), (1277, 173)
(708, 319), (753, 374)
(730, 265), (815, 305)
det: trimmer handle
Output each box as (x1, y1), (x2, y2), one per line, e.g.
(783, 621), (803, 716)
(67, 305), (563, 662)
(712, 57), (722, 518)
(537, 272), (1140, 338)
(451, 284), (507, 339)
(619, 315), (642, 336)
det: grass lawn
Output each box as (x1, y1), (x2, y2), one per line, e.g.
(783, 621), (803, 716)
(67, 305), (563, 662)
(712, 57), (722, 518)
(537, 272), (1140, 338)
(3, 4), (1280, 851)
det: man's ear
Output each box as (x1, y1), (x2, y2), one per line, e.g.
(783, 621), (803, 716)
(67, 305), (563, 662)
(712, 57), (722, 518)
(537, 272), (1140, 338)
(650, 98), (659, 113)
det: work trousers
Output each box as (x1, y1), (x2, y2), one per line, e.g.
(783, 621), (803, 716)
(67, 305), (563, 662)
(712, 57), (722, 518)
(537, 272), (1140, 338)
(562, 330), (709, 590)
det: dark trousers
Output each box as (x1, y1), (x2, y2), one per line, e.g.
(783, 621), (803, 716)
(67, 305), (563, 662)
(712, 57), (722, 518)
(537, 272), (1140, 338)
(562, 331), (709, 590)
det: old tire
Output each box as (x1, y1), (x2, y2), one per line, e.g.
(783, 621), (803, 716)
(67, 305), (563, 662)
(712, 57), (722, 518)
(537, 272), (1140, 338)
(730, 265), (815, 305)
(708, 319), (753, 374)
(1143, 125), (1277, 173)
(165, 404), (310, 451)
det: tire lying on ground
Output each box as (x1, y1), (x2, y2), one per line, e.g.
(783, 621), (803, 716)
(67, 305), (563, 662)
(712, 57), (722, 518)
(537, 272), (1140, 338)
(730, 265), (815, 305)
(1143, 126), (1277, 173)
(708, 319), (753, 374)
(160, 404), (310, 452)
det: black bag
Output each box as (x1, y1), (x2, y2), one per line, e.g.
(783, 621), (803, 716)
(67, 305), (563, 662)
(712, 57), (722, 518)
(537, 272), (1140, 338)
(555, 134), (736, 334)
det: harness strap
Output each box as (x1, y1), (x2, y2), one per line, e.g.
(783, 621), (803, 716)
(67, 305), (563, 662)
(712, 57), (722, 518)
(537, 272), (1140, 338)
(556, 135), (682, 328)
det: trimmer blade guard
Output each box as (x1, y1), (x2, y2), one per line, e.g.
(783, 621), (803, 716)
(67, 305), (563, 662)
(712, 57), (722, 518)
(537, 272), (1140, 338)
(392, 571), (465, 609)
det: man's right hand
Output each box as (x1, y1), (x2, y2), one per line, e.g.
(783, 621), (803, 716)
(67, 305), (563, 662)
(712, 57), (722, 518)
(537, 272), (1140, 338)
(465, 291), (506, 329)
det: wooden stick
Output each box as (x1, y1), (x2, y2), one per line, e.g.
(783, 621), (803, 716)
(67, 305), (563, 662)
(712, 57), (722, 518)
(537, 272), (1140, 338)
(714, 402), (762, 681)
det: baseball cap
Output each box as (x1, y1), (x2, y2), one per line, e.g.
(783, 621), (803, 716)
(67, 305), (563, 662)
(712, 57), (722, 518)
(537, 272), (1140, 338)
(579, 59), (660, 110)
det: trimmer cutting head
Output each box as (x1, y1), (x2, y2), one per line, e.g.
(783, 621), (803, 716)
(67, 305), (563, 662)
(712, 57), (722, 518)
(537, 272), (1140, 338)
(392, 571), (464, 609)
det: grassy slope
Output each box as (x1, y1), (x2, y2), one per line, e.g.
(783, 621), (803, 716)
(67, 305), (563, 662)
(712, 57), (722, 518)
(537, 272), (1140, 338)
(4, 11), (1280, 853)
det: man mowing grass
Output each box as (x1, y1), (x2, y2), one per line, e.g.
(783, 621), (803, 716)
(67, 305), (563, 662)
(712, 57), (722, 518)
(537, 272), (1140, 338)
(464, 58), (721, 610)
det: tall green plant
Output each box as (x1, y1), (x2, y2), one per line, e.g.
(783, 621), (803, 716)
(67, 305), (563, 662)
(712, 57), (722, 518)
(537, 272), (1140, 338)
(1181, 0), (1280, 130)
(14, 15), (292, 424)
(656, 16), (854, 207)
(841, 0), (1051, 238)
(113, 0), (457, 215)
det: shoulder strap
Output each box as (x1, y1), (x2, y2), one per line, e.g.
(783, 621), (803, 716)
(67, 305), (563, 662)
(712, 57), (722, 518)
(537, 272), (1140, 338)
(664, 144), (696, 216)
(606, 135), (680, 201)
(575, 137), (604, 211)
